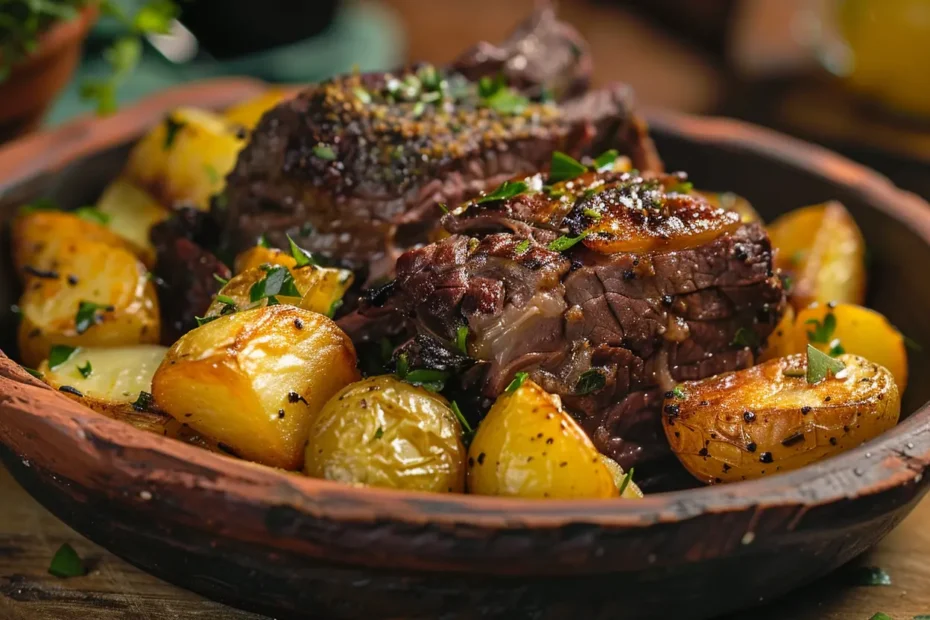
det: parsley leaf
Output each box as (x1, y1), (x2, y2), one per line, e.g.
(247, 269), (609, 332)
(667, 181), (694, 194)
(514, 239), (531, 254)
(806, 312), (837, 344)
(547, 233), (586, 252)
(24, 367), (43, 379)
(257, 234), (271, 249)
(476, 180), (529, 204)
(505, 371), (528, 394)
(75, 301), (113, 335)
(373, 426), (384, 440)
(582, 207), (602, 221)
(828, 339), (846, 357)
(732, 327), (760, 349)
(549, 151), (587, 183)
(327, 299), (344, 318)
(671, 385), (686, 399)
(395, 353), (409, 379)
(484, 88), (529, 115)
(456, 325), (469, 355)
(575, 369), (606, 395)
(404, 369), (449, 392)
(77, 361), (93, 379)
(249, 266), (301, 302)
(132, 391), (155, 413)
(163, 114), (185, 150)
(617, 467), (635, 496)
(48, 345), (78, 370)
(74, 207), (110, 225)
(313, 144), (336, 161)
(593, 149), (619, 172)
(450, 400), (473, 434)
(215, 294), (237, 308)
(195, 315), (218, 327)
(287, 234), (315, 267)
(806, 344), (846, 384)
(212, 273), (229, 286)
(48, 543), (86, 578)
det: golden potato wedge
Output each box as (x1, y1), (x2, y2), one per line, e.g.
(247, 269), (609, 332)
(151, 306), (360, 470)
(96, 178), (170, 266)
(223, 89), (291, 131)
(467, 379), (620, 499)
(123, 107), (246, 210)
(12, 210), (136, 277)
(17, 240), (160, 368)
(697, 191), (761, 223)
(234, 246), (298, 274)
(599, 454), (644, 499)
(769, 201), (866, 309)
(206, 264), (353, 319)
(304, 376), (466, 493)
(663, 353), (900, 484)
(791, 303), (908, 392)
(759, 304), (795, 362)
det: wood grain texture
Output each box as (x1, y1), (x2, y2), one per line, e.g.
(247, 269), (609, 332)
(2, 83), (930, 620)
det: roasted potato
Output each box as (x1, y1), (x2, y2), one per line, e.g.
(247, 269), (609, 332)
(205, 264), (353, 319)
(12, 210), (136, 277)
(769, 201), (866, 308)
(123, 107), (246, 210)
(698, 191), (761, 224)
(96, 178), (170, 266)
(224, 89), (291, 131)
(759, 304), (795, 362)
(234, 246), (298, 274)
(151, 306), (359, 469)
(663, 353), (900, 484)
(467, 379), (623, 499)
(599, 454), (644, 499)
(791, 303), (908, 392)
(17, 240), (160, 368)
(304, 376), (467, 493)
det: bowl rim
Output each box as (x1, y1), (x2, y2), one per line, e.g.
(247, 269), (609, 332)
(1, 81), (929, 533)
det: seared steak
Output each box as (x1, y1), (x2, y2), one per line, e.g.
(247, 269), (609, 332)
(343, 166), (785, 483)
(216, 9), (661, 285)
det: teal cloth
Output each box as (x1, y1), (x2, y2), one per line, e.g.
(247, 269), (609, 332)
(46, 1), (404, 125)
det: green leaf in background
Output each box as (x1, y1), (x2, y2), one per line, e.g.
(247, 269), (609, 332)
(48, 543), (86, 578)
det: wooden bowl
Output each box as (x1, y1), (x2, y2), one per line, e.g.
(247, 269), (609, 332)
(1, 82), (929, 620)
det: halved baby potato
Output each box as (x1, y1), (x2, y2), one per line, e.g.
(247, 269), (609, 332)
(96, 178), (170, 266)
(123, 107), (246, 210)
(224, 89), (291, 131)
(17, 240), (160, 368)
(467, 379), (628, 499)
(792, 303), (908, 392)
(205, 263), (353, 319)
(759, 304), (795, 362)
(304, 375), (467, 493)
(769, 201), (866, 308)
(151, 305), (360, 470)
(663, 353), (900, 484)
(12, 210), (137, 277)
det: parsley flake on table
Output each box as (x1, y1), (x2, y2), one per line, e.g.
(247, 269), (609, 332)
(48, 543), (86, 578)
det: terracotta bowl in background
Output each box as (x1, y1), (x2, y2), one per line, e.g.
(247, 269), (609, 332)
(0, 81), (928, 620)
(0, 5), (98, 144)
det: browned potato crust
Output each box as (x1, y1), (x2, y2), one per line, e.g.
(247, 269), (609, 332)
(663, 353), (900, 484)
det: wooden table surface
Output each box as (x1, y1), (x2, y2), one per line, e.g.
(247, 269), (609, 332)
(1, 465), (928, 620)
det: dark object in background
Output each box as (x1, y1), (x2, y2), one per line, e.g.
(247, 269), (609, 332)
(179, 0), (340, 59)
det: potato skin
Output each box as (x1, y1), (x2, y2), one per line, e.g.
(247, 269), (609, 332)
(17, 240), (160, 367)
(467, 380), (620, 499)
(792, 303), (908, 393)
(304, 376), (466, 493)
(663, 353), (900, 484)
(206, 264), (353, 318)
(769, 201), (866, 309)
(123, 107), (246, 210)
(12, 211), (136, 277)
(151, 306), (359, 470)
(95, 178), (170, 267)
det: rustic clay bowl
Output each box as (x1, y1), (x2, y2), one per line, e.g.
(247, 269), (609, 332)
(1, 82), (929, 620)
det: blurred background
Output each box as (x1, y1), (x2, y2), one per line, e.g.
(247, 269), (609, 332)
(3, 0), (930, 199)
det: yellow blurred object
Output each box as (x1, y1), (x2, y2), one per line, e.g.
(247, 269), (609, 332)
(836, 0), (930, 117)
(224, 89), (291, 131)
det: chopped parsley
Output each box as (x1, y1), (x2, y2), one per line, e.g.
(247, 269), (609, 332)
(547, 233), (586, 252)
(48, 543), (86, 578)
(671, 385), (686, 399)
(257, 234), (271, 249)
(456, 325), (469, 355)
(806, 312), (837, 344)
(163, 115), (185, 150)
(77, 361), (93, 379)
(327, 299), (344, 318)
(828, 339), (846, 357)
(131, 391), (155, 413)
(75, 301), (113, 335)
(313, 144), (336, 161)
(404, 369), (449, 392)
(24, 367), (43, 379)
(287, 234), (315, 267)
(395, 353), (409, 378)
(582, 207), (602, 221)
(249, 266), (301, 302)
(48, 345), (78, 370)
(732, 327), (760, 349)
(593, 149), (619, 172)
(74, 206), (110, 225)
(617, 467), (635, 496)
(484, 88), (529, 115)
(373, 426), (384, 440)
(215, 294), (237, 308)
(575, 369), (606, 395)
(476, 180), (529, 204)
(212, 273), (229, 286)
(450, 400), (473, 434)
(514, 239), (531, 254)
(195, 315), (218, 327)
(667, 181), (693, 194)
(806, 344), (846, 384)
(548, 151), (587, 183)
(505, 371), (528, 394)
